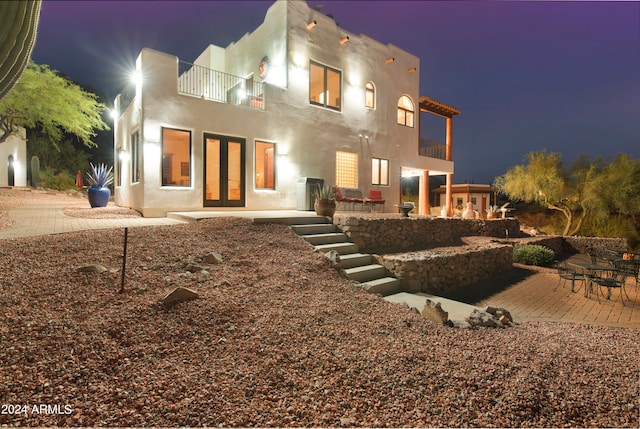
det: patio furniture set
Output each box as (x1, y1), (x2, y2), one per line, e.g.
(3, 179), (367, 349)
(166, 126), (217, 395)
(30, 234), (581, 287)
(556, 249), (640, 306)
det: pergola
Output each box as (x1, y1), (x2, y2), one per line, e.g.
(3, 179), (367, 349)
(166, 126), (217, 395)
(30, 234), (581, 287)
(419, 96), (460, 216)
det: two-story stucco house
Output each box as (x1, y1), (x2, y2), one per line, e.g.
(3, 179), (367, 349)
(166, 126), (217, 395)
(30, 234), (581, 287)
(113, 0), (459, 217)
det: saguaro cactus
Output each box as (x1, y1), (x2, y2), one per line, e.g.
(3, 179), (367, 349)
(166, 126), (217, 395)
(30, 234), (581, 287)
(0, 1), (42, 100)
(30, 155), (40, 187)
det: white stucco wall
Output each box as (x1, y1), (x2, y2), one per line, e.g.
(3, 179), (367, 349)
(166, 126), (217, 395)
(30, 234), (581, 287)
(114, 0), (455, 217)
(0, 127), (27, 187)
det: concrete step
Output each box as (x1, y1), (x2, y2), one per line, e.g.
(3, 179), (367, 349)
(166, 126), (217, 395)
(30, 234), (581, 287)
(343, 264), (387, 282)
(254, 215), (328, 225)
(291, 223), (338, 235)
(302, 232), (348, 245)
(315, 242), (359, 255)
(384, 292), (483, 328)
(359, 277), (401, 296)
(337, 253), (372, 269)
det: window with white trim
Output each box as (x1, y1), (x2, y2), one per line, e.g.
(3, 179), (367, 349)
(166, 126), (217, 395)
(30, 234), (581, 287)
(397, 95), (415, 127)
(255, 141), (276, 189)
(162, 128), (191, 187)
(336, 151), (358, 188)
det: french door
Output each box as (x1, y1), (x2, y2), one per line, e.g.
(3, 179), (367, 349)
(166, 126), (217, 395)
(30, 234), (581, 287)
(203, 133), (245, 207)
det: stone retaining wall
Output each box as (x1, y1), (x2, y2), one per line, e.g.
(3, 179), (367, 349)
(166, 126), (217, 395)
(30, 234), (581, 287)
(379, 242), (513, 295)
(562, 236), (627, 255)
(333, 214), (520, 254)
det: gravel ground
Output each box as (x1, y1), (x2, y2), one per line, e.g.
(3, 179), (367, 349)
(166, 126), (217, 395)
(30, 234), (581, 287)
(0, 190), (638, 427)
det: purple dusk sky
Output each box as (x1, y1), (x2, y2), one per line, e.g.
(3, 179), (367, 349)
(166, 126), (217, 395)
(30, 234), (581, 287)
(31, 0), (639, 184)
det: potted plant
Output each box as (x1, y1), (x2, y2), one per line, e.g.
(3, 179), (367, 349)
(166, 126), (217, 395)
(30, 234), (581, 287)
(314, 184), (336, 218)
(86, 163), (114, 208)
(486, 205), (500, 219)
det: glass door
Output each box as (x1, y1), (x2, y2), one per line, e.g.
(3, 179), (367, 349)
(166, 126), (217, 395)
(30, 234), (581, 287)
(204, 134), (245, 207)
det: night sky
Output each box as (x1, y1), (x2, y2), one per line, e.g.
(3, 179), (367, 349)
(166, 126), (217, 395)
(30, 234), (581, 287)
(31, 0), (639, 184)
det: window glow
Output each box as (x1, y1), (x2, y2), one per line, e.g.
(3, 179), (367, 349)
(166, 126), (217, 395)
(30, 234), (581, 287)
(162, 128), (191, 187)
(397, 95), (415, 127)
(255, 141), (276, 190)
(365, 82), (375, 109)
(310, 61), (341, 110)
(336, 151), (358, 188)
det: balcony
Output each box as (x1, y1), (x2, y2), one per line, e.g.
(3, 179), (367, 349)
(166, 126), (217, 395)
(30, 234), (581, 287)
(419, 139), (447, 160)
(178, 61), (264, 110)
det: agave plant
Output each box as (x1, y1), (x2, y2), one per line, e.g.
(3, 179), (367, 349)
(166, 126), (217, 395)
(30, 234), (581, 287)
(314, 184), (336, 201)
(86, 163), (114, 188)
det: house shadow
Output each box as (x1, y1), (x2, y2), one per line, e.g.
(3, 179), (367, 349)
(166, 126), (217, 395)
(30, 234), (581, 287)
(439, 266), (537, 305)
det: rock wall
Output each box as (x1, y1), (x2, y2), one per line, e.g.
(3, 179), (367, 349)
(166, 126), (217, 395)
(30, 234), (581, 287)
(379, 242), (513, 295)
(562, 236), (628, 255)
(333, 214), (520, 254)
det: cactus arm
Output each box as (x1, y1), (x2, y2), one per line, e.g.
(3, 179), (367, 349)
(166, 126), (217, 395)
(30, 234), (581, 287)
(0, 1), (42, 100)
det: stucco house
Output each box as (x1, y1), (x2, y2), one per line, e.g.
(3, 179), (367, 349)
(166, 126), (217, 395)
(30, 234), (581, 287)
(0, 126), (27, 187)
(113, 0), (459, 217)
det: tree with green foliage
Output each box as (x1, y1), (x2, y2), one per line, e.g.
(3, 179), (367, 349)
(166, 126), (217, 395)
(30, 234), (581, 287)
(494, 151), (640, 237)
(0, 62), (109, 146)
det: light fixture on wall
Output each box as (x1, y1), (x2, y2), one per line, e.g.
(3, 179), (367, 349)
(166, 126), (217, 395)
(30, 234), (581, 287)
(307, 20), (316, 29)
(340, 36), (349, 44)
(408, 67), (417, 73)
(385, 57), (395, 64)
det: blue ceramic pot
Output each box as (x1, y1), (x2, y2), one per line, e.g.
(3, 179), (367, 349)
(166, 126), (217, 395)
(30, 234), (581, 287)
(87, 186), (111, 208)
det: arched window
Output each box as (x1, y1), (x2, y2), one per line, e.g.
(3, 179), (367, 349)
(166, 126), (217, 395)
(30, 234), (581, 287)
(365, 81), (375, 109)
(397, 95), (414, 127)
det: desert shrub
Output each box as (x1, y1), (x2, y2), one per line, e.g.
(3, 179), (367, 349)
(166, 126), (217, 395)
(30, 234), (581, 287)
(513, 244), (555, 267)
(41, 169), (76, 190)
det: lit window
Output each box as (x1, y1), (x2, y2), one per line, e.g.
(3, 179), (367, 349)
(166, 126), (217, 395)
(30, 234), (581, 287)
(336, 151), (358, 188)
(131, 130), (140, 183)
(397, 95), (414, 127)
(365, 82), (375, 109)
(372, 157), (389, 186)
(255, 141), (276, 189)
(309, 61), (341, 110)
(162, 128), (191, 187)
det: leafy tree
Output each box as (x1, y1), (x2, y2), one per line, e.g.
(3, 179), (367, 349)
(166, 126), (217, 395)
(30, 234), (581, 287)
(495, 151), (640, 238)
(0, 62), (109, 146)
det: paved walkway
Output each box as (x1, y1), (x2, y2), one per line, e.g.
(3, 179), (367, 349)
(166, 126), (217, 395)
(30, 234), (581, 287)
(1, 197), (638, 328)
(472, 264), (640, 329)
(0, 201), (185, 239)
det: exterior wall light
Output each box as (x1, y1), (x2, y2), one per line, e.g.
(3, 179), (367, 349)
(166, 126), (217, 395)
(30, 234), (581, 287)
(385, 57), (395, 64)
(307, 20), (316, 29)
(340, 36), (349, 44)
(408, 67), (417, 73)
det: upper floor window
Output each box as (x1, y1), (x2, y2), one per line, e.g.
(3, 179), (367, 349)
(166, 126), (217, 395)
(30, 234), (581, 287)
(309, 61), (341, 110)
(365, 81), (375, 109)
(397, 95), (415, 127)
(162, 127), (191, 187)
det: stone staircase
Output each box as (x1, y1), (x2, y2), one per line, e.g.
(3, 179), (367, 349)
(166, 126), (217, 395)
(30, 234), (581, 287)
(289, 217), (401, 295)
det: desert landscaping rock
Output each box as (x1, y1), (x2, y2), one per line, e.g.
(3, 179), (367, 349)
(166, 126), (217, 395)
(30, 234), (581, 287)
(75, 264), (107, 273)
(160, 286), (200, 309)
(202, 251), (223, 264)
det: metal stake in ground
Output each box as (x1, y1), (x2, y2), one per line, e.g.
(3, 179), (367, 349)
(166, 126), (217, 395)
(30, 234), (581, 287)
(120, 227), (128, 293)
